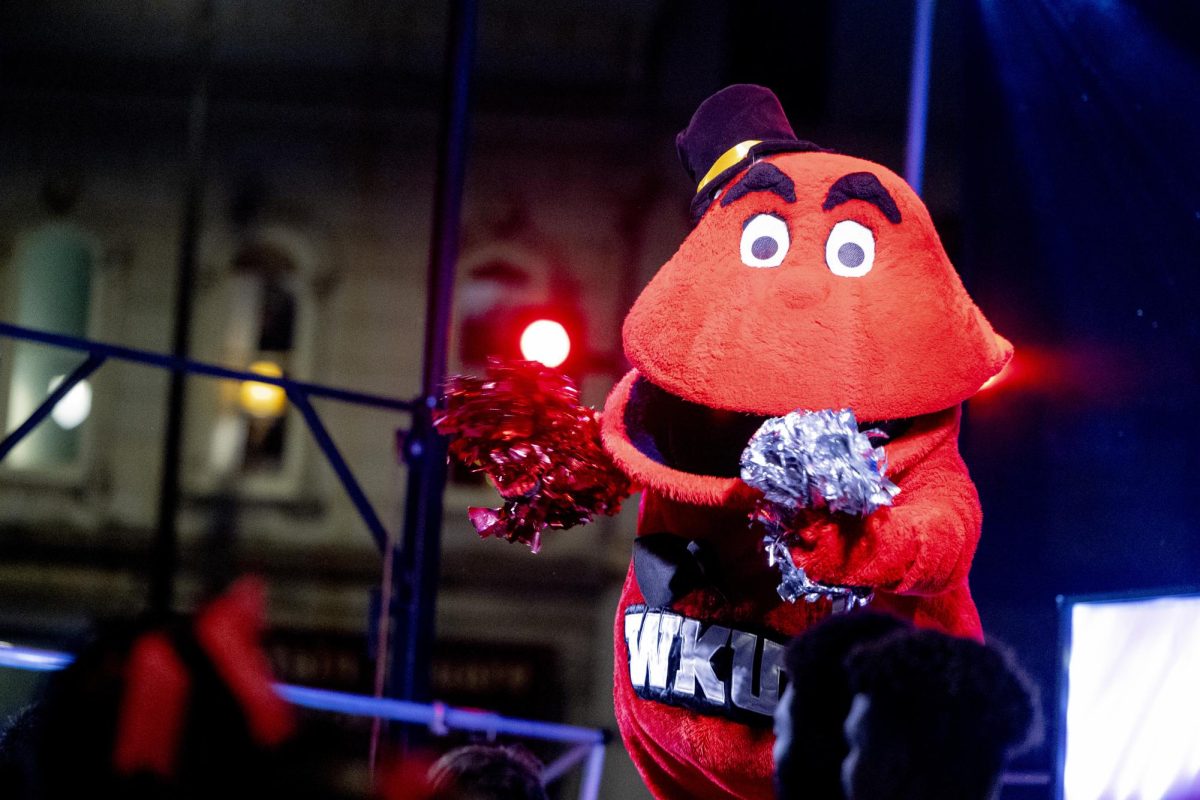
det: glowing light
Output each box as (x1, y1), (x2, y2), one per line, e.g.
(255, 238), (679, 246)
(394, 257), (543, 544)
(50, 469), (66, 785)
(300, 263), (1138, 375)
(1064, 596), (1200, 799)
(519, 319), (571, 368)
(239, 361), (287, 418)
(0, 642), (74, 672)
(47, 375), (93, 430)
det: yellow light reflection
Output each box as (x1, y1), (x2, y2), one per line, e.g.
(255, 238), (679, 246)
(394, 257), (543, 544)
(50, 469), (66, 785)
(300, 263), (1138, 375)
(239, 361), (287, 418)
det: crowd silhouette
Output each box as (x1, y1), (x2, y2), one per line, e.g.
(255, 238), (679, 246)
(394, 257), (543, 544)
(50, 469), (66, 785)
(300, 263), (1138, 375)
(1, 578), (1038, 799)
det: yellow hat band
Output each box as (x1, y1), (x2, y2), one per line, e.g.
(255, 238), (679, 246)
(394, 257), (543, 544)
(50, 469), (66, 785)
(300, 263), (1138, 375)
(696, 140), (761, 195)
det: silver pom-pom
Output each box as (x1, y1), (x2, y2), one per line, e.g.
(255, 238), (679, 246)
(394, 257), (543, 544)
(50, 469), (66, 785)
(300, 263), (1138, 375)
(740, 408), (899, 518)
(764, 532), (873, 612)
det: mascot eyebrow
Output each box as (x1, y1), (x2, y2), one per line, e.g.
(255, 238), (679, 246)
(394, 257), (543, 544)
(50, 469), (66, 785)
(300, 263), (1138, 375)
(720, 162), (796, 207)
(822, 171), (902, 224)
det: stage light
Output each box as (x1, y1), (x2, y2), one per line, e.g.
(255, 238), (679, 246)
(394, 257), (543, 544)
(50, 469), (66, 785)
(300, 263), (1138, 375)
(47, 375), (93, 430)
(519, 319), (571, 368)
(239, 361), (287, 418)
(1062, 593), (1200, 799)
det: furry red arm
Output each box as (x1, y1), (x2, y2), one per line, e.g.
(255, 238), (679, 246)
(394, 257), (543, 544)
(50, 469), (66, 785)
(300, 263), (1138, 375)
(792, 452), (982, 597)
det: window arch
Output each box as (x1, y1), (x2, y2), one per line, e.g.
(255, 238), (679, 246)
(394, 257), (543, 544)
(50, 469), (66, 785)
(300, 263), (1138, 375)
(192, 224), (323, 499)
(1, 178), (100, 474)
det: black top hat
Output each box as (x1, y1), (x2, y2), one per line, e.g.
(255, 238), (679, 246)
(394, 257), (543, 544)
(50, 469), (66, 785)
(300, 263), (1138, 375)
(676, 84), (827, 223)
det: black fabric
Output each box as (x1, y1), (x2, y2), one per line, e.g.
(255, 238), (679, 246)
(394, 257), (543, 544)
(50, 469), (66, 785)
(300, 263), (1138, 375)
(676, 85), (828, 224)
(633, 533), (719, 608)
(690, 139), (829, 225)
(675, 84), (798, 187)
(720, 162), (796, 208)
(822, 171), (901, 224)
(623, 376), (769, 478)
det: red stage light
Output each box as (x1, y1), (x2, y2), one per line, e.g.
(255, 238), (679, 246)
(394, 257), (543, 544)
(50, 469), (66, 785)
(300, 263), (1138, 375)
(519, 319), (571, 368)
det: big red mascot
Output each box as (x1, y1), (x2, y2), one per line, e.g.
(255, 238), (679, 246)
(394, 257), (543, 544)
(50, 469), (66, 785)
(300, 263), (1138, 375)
(439, 85), (1011, 800)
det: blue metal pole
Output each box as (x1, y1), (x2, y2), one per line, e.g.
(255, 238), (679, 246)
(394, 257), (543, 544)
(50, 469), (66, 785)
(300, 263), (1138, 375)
(390, 0), (478, 720)
(579, 741), (608, 800)
(0, 322), (411, 413)
(288, 391), (391, 552)
(281, 685), (606, 744)
(905, 0), (938, 195)
(0, 354), (106, 461)
(542, 743), (595, 784)
(0, 645), (608, 746)
(0, 645), (74, 672)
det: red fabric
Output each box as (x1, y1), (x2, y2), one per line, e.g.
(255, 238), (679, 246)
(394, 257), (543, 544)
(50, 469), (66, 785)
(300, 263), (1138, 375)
(622, 152), (1010, 426)
(377, 753), (438, 800)
(599, 150), (1003, 798)
(112, 632), (191, 778)
(194, 577), (295, 747)
(607, 410), (983, 800)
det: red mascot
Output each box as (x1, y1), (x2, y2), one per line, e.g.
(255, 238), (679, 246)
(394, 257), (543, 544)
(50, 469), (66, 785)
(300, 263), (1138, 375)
(439, 84), (1011, 800)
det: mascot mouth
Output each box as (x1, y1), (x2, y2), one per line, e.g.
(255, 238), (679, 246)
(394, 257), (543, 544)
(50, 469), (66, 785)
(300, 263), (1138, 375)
(624, 376), (769, 478)
(601, 371), (915, 504)
(618, 374), (913, 478)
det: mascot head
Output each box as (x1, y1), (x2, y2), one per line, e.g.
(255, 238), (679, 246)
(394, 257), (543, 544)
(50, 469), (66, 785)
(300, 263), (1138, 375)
(603, 85), (1011, 506)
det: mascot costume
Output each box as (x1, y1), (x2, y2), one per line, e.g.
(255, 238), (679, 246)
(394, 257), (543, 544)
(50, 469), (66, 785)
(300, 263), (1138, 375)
(438, 85), (1011, 800)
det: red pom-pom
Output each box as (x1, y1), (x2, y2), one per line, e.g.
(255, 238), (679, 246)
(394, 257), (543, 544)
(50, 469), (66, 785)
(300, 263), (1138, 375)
(435, 359), (633, 551)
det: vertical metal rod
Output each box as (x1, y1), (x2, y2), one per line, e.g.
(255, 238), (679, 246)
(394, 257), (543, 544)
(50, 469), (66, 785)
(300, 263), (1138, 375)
(150, 0), (213, 616)
(541, 742), (595, 784)
(905, 0), (937, 195)
(387, 0), (478, 717)
(578, 743), (608, 800)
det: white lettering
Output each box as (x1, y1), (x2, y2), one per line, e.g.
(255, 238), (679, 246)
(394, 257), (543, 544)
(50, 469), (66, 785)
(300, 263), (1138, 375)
(625, 610), (682, 690)
(648, 613), (682, 689)
(730, 633), (784, 716)
(624, 606), (787, 722)
(672, 618), (729, 705)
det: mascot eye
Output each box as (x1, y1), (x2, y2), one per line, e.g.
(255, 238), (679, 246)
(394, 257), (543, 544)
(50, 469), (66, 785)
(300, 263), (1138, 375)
(825, 220), (876, 277)
(740, 214), (790, 268)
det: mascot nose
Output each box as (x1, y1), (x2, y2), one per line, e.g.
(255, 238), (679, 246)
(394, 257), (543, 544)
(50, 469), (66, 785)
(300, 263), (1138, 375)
(780, 277), (830, 310)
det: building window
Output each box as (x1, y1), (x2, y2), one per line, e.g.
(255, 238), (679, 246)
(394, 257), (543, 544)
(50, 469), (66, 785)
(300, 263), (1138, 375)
(3, 178), (97, 472)
(233, 243), (297, 475)
(199, 227), (319, 499)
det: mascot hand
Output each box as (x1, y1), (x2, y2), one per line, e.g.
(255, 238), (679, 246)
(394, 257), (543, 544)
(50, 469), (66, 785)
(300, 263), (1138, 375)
(792, 462), (981, 597)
